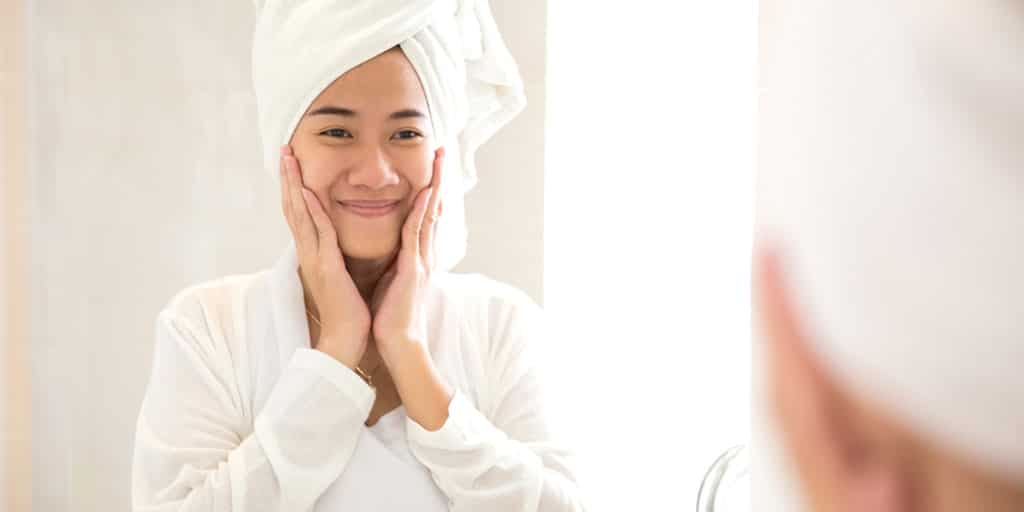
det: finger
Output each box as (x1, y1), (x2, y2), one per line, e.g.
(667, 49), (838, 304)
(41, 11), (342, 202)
(302, 188), (345, 270)
(420, 148), (445, 266)
(280, 146), (294, 233)
(757, 246), (849, 506)
(429, 199), (442, 268)
(281, 148), (310, 265)
(401, 186), (433, 268)
(285, 153), (318, 255)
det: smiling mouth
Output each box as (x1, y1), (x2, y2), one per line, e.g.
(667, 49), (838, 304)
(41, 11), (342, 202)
(337, 200), (401, 218)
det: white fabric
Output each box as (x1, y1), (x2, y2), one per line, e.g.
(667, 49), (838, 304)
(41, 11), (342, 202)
(251, 0), (526, 270)
(316, 407), (448, 510)
(759, 0), (1024, 482)
(131, 241), (585, 511)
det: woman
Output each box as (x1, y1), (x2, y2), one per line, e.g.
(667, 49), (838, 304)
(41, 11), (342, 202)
(131, 1), (584, 511)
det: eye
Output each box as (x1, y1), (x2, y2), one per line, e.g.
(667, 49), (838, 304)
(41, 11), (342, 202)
(320, 128), (353, 139)
(392, 130), (423, 141)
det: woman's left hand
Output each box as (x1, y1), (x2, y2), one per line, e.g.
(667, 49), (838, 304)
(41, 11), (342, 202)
(371, 148), (445, 368)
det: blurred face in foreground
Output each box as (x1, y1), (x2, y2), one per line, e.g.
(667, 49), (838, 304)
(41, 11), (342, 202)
(756, 248), (1024, 512)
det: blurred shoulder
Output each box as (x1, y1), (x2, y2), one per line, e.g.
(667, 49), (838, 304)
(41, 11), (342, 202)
(158, 268), (272, 337)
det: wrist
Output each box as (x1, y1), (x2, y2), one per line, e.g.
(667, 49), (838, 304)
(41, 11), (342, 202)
(378, 336), (423, 373)
(316, 335), (363, 370)
(386, 342), (453, 431)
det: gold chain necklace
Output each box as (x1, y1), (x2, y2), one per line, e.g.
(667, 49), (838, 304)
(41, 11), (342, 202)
(305, 307), (382, 388)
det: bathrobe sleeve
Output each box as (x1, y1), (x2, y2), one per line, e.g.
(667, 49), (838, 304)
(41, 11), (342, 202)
(405, 284), (587, 511)
(132, 309), (375, 512)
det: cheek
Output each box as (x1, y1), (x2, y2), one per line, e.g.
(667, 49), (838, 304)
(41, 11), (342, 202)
(302, 154), (344, 188)
(398, 149), (433, 189)
(288, 139), (336, 187)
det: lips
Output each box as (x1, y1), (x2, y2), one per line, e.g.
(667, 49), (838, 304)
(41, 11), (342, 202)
(337, 199), (401, 218)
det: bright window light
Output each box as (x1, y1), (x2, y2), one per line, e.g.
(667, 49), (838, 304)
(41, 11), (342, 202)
(543, 3), (757, 509)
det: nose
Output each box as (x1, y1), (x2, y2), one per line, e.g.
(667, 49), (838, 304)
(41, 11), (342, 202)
(347, 143), (400, 190)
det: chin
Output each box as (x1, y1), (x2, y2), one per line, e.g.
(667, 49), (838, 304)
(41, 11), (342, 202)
(340, 239), (398, 261)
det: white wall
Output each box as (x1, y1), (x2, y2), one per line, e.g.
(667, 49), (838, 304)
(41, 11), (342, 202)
(26, 2), (545, 510)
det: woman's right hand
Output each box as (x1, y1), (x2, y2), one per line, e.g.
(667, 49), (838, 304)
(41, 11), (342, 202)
(279, 144), (371, 370)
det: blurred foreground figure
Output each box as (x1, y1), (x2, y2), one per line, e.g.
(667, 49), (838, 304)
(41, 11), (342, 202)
(757, 1), (1024, 511)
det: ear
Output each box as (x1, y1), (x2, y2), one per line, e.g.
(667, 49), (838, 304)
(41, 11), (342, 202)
(756, 245), (913, 512)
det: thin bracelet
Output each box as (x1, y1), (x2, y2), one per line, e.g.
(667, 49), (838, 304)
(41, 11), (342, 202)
(306, 306), (378, 388)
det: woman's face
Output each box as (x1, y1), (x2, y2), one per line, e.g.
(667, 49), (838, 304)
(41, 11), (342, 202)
(288, 48), (434, 261)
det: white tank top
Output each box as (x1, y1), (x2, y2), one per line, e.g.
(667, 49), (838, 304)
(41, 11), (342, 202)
(314, 406), (451, 511)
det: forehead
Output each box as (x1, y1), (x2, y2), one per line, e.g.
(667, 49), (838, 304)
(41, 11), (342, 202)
(309, 49), (428, 111)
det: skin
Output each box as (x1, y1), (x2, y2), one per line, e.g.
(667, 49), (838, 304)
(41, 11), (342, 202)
(279, 47), (452, 429)
(755, 246), (1024, 512)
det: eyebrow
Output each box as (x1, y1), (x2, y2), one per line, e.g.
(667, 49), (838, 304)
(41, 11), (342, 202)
(305, 106), (427, 120)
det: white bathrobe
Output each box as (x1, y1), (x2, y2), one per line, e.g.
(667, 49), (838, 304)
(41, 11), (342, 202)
(131, 241), (585, 511)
